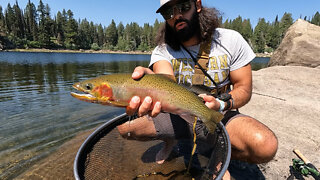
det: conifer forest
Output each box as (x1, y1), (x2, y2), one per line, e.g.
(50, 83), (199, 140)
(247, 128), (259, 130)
(0, 0), (319, 53)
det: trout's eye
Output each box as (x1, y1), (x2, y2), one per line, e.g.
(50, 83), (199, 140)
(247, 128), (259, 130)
(84, 83), (93, 90)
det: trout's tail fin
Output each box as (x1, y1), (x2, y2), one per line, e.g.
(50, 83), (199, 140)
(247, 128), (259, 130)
(203, 111), (224, 133)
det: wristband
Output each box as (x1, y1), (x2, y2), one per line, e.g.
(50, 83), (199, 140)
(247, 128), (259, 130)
(230, 98), (234, 109)
(225, 99), (231, 110)
(217, 99), (225, 112)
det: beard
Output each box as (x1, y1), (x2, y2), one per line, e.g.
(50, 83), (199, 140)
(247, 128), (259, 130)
(173, 10), (200, 42)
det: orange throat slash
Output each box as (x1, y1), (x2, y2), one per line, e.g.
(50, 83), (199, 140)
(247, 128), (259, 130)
(71, 83), (115, 105)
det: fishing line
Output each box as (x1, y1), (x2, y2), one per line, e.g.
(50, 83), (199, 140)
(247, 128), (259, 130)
(252, 91), (286, 101)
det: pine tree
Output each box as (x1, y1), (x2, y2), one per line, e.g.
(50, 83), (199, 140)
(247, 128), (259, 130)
(222, 19), (232, 29)
(139, 23), (152, 51)
(5, 4), (15, 34)
(152, 19), (161, 47)
(265, 15), (281, 50)
(241, 19), (253, 43)
(64, 9), (78, 49)
(97, 24), (104, 47)
(0, 6), (5, 34)
(105, 19), (118, 49)
(252, 18), (267, 53)
(37, 0), (53, 48)
(127, 22), (142, 51)
(117, 22), (124, 39)
(279, 12), (293, 41)
(56, 11), (65, 46)
(13, 1), (25, 39)
(231, 15), (243, 33)
(25, 0), (38, 41)
(89, 21), (98, 44)
(116, 22), (126, 51)
(311, 11), (320, 26)
(78, 18), (91, 49)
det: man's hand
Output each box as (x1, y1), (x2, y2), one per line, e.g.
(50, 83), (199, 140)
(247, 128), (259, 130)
(131, 66), (154, 79)
(198, 94), (221, 111)
(126, 66), (162, 117)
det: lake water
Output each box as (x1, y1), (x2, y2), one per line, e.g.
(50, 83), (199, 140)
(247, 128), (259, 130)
(0, 51), (269, 179)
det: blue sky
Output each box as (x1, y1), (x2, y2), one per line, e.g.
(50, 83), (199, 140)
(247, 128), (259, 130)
(0, 0), (319, 28)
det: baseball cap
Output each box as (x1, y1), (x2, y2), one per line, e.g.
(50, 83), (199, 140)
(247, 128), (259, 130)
(156, 0), (172, 13)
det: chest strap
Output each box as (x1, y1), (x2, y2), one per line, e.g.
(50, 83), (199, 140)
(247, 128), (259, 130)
(192, 38), (212, 85)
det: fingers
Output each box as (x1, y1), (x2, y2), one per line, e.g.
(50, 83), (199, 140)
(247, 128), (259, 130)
(128, 67), (158, 116)
(126, 96), (140, 116)
(126, 96), (162, 117)
(138, 96), (153, 117)
(198, 94), (215, 102)
(198, 94), (220, 111)
(150, 101), (161, 117)
(132, 66), (155, 80)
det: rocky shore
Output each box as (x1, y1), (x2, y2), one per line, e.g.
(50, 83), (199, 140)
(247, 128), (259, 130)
(238, 65), (320, 179)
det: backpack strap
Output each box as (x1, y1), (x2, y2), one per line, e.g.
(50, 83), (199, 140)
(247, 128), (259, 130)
(192, 38), (212, 85)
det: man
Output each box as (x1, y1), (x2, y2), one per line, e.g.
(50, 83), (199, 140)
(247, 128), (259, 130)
(117, 0), (278, 176)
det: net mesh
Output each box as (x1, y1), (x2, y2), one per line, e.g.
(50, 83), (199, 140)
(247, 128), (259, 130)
(74, 114), (230, 180)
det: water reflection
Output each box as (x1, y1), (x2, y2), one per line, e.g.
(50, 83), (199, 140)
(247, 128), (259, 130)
(0, 52), (150, 179)
(0, 60), (149, 103)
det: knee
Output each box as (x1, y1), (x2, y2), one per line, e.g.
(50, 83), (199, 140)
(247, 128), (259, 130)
(116, 118), (157, 140)
(250, 131), (278, 163)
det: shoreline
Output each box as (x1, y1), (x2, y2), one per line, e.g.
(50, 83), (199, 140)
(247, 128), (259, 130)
(1, 48), (272, 57)
(1, 48), (152, 55)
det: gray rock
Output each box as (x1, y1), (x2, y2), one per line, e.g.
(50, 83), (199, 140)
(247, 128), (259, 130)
(268, 19), (320, 68)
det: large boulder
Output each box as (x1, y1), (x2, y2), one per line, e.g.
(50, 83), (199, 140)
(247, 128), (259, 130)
(268, 19), (320, 68)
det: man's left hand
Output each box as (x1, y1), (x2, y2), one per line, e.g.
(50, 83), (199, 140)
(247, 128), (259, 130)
(198, 94), (220, 111)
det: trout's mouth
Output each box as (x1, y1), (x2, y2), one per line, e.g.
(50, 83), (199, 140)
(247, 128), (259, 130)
(70, 92), (97, 101)
(71, 82), (122, 106)
(70, 84), (98, 102)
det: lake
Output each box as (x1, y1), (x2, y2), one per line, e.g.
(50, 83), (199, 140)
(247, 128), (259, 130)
(0, 51), (269, 179)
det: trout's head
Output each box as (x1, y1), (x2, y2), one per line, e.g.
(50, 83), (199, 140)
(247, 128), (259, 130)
(70, 79), (114, 104)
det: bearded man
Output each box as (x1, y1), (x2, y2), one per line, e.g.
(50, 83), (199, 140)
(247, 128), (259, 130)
(117, 0), (278, 178)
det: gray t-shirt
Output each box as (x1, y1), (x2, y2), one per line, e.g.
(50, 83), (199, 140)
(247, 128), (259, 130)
(150, 28), (256, 89)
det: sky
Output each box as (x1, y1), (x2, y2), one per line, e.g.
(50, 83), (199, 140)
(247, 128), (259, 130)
(0, 0), (319, 28)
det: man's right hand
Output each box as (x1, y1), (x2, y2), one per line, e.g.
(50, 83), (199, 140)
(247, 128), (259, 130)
(126, 66), (162, 117)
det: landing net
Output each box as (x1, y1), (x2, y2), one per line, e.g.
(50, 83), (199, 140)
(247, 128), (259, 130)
(74, 113), (231, 180)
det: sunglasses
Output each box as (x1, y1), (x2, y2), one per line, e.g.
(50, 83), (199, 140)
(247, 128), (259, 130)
(160, 0), (194, 20)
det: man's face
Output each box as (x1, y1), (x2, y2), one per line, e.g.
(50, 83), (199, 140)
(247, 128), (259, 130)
(161, 0), (200, 42)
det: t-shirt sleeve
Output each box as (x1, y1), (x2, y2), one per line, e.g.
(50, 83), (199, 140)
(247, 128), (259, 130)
(229, 31), (256, 71)
(149, 45), (172, 68)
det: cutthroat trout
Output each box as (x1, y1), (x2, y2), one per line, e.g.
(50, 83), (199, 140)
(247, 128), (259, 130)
(71, 73), (223, 133)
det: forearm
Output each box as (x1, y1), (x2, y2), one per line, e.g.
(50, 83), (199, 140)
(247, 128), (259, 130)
(228, 64), (253, 109)
(229, 84), (252, 109)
